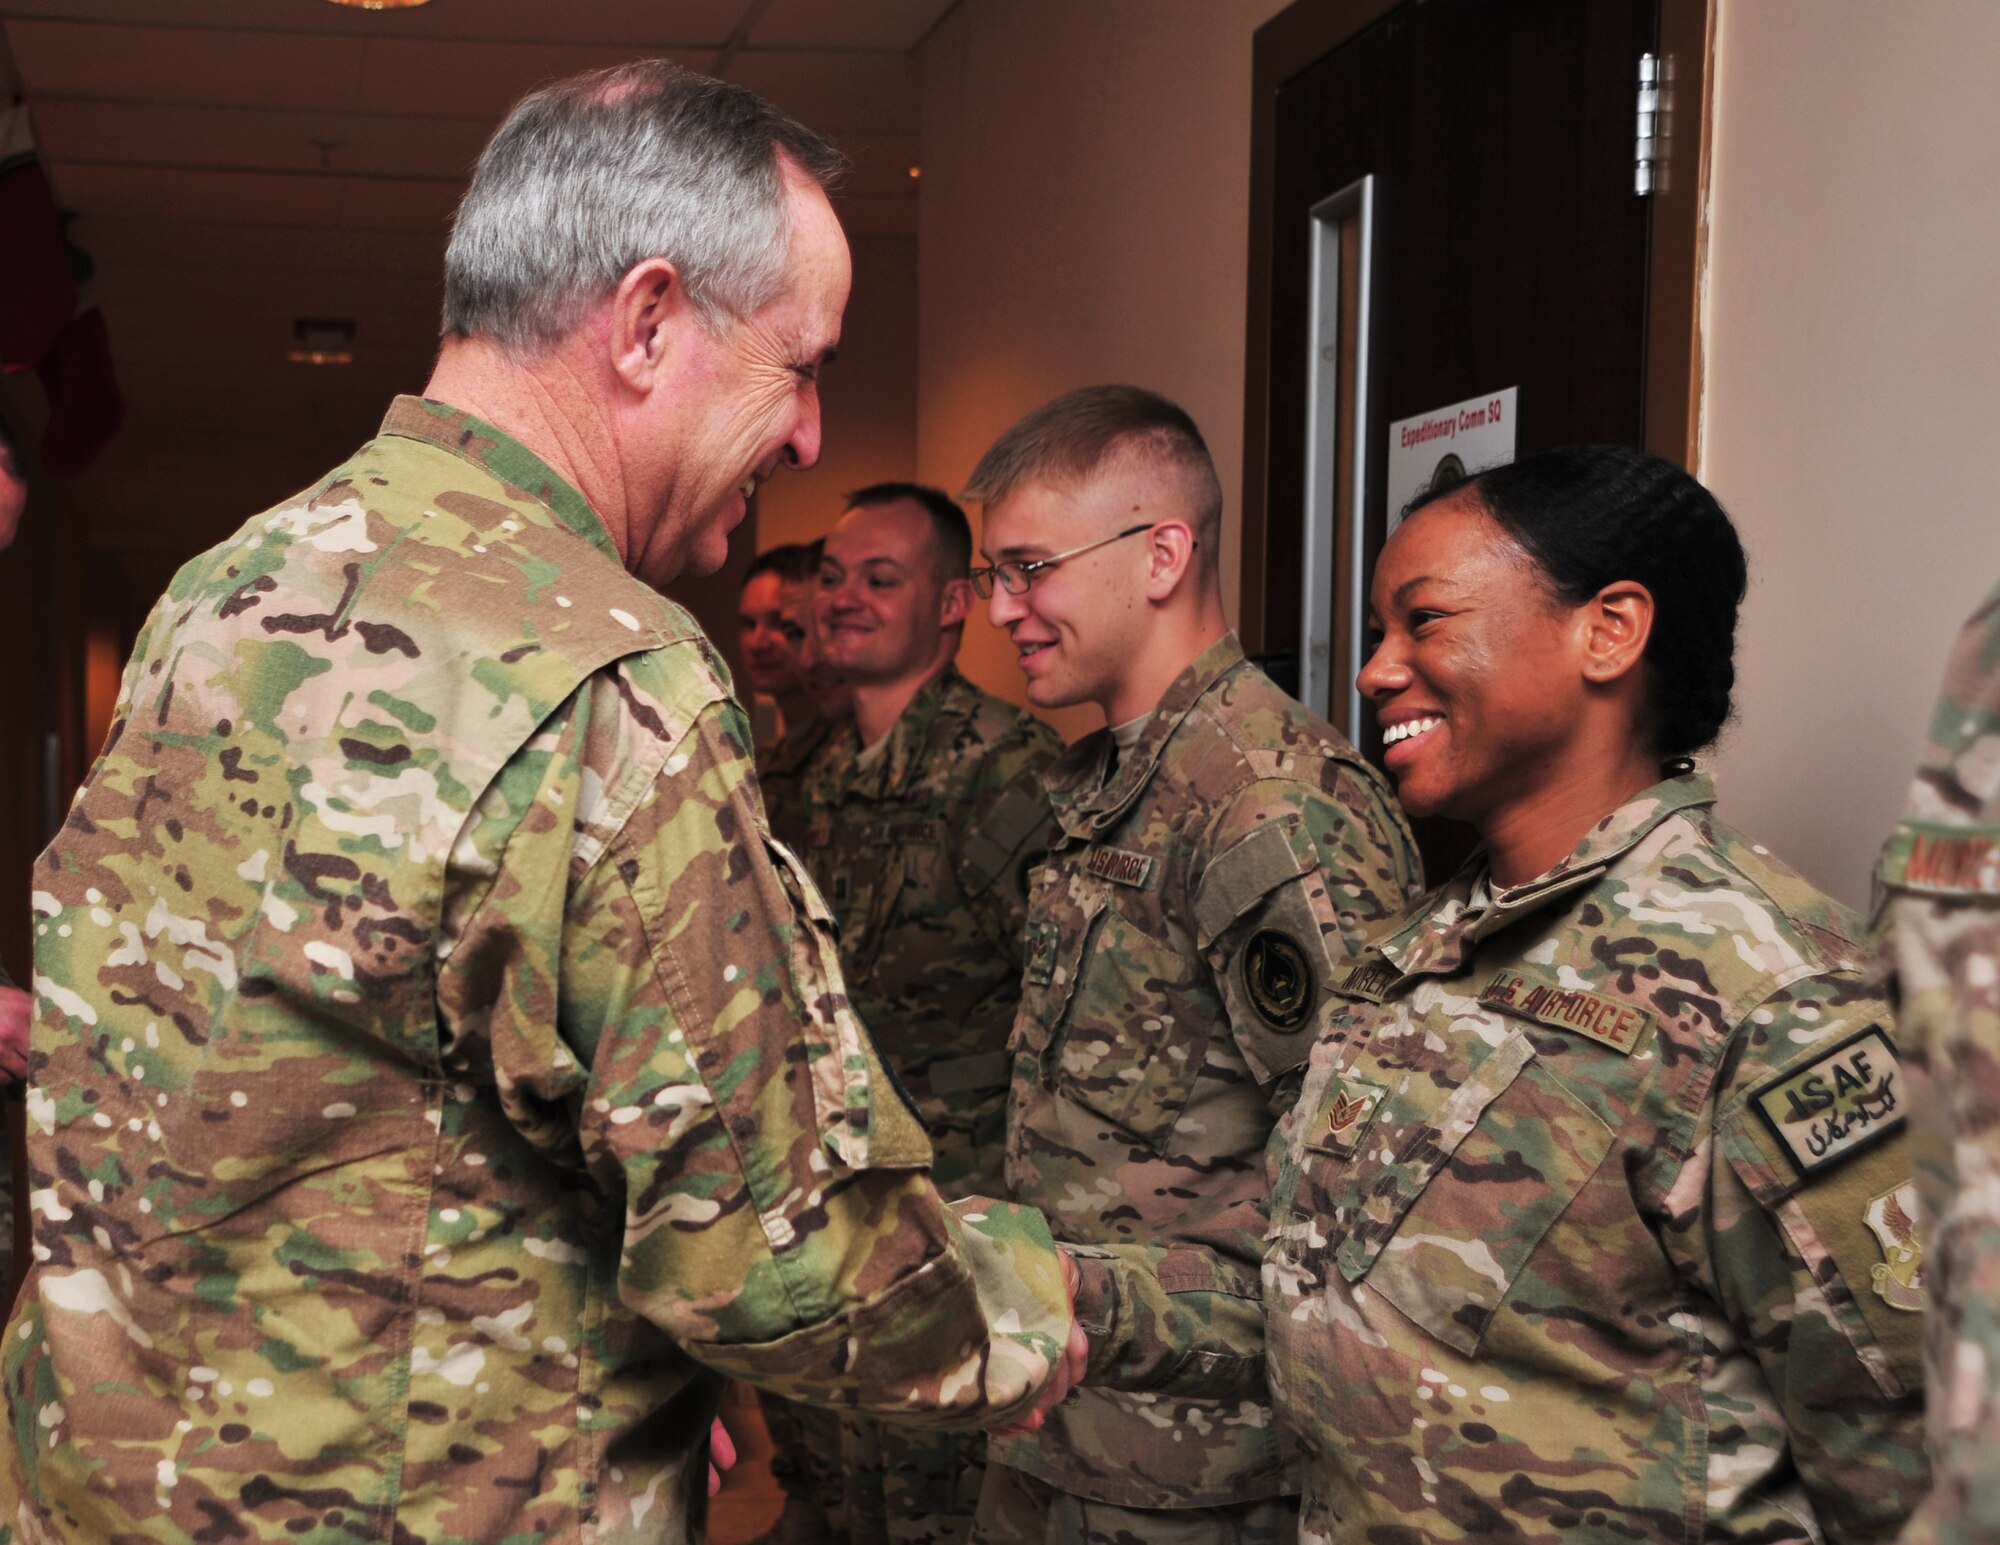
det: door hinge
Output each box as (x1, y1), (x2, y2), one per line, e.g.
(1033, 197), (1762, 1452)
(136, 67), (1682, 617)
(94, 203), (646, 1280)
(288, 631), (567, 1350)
(1636, 52), (1670, 196)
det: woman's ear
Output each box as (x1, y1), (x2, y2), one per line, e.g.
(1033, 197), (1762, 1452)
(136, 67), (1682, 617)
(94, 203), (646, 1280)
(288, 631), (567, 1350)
(1580, 580), (1654, 684)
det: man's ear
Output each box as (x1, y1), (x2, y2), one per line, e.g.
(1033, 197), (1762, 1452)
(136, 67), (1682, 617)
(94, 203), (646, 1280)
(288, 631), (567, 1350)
(607, 258), (691, 392)
(939, 576), (973, 629)
(1579, 580), (1654, 684)
(1141, 519), (1199, 602)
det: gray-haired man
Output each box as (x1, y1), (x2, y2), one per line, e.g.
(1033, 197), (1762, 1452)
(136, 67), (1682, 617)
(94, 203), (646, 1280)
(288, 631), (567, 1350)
(8, 61), (1082, 1544)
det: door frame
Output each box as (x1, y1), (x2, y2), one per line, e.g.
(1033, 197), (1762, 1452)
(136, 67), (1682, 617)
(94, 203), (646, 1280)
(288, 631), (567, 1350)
(1236, 0), (1717, 655)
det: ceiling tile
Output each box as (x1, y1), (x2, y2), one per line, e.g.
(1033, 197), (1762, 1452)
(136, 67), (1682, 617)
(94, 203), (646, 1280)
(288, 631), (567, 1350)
(3, 0), (749, 47)
(6, 20), (370, 112)
(749, 0), (956, 52)
(51, 162), (460, 233)
(353, 38), (712, 119)
(724, 50), (920, 137)
(32, 99), (491, 182)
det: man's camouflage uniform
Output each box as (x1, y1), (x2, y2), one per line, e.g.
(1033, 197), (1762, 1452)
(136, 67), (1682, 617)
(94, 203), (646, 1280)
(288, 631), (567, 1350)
(757, 713), (839, 856)
(1262, 773), (1929, 1544)
(810, 667), (1062, 1545)
(983, 634), (1419, 1541)
(1877, 578), (2000, 1545)
(9, 398), (1074, 1545)
(751, 711), (850, 1540)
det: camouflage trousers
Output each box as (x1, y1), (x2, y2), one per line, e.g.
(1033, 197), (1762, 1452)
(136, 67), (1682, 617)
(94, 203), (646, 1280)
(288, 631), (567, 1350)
(759, 1388), (847, 1534)
(840, 1411), (987, 1545)
(969, 1463), (1297, 1545)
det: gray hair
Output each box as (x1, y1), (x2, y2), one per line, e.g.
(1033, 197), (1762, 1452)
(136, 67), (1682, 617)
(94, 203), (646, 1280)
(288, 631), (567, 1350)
(442, 59), (847, 354)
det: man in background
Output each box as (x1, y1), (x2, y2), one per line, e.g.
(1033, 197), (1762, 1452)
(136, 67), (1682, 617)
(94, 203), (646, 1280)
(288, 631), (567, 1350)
(9, 61), (1083, 1544)
(812, 484), (1064, 1545)
(964, 386), (1421, 1544)
(739, 541), (819, 743)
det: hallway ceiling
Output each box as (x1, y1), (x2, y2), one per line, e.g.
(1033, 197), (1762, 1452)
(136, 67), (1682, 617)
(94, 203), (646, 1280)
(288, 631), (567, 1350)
(0, 0), (943, 578)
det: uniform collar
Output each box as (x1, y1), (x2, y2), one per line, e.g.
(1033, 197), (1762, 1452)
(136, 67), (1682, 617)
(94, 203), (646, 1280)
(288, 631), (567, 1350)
(837, 665), (968, 801)
(378, 396), (622, 566)
(1045, 631), (1246, 839)
(1378, 771), (1717, 978)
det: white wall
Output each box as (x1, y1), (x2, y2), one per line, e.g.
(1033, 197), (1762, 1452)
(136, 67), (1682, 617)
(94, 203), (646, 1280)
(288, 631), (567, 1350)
(1702, 0), (2000, 908)
(916, 0), (1290, 742)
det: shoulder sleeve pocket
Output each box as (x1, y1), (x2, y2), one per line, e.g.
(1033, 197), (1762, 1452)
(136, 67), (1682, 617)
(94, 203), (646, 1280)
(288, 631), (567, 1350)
(1197, 815), (1344, 1084)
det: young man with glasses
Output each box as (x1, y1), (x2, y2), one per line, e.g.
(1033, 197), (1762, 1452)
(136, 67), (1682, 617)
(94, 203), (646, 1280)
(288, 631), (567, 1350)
(962, 386), (1421, 1544)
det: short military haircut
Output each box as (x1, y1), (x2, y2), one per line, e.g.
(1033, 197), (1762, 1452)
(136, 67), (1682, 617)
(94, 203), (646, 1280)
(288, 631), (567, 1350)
(960, 385), (1225, 564)
(846, 482), (972, 581)
(744, 542), (818, 586)
(443, 59), (847, 355)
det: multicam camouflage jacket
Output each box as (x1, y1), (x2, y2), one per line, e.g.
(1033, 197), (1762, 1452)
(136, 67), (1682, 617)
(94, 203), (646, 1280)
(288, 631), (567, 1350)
(10, 398), (1073, 1545)
(807, 666), (1060, 1200)
(756, 712), (839, 855)
(989, 633), (1420, 1509)
(1876, 577), (2000, 1545)
(1263, 773), (1929, 1545)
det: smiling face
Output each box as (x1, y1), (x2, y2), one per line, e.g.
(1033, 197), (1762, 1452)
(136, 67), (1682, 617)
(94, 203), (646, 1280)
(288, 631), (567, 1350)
(641, 161), (852, 581)
(736, 570), (802, 698)
(1358, 493), (1598, 830)
(781, 574), (850, 718)
(815, 498), (961, 687)
(981, 472), (1154, 718)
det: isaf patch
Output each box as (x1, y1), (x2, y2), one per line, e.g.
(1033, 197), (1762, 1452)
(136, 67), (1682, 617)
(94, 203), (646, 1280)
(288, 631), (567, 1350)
(1243, 929), (1313, 1031)
(1864, 1180), (1925, 1312)
(1479, 970), (1652, 1055)
(1750, 1027), (1903, 1179)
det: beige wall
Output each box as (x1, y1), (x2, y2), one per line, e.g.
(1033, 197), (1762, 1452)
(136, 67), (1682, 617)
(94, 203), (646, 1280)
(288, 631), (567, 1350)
(1702, 0), (2000, 908)
(916, 0), (1289, 743)
(758, 232), (919, 553)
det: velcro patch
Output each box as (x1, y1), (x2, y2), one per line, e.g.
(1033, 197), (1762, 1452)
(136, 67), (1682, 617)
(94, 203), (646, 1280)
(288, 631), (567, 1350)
(1306, 1072), (1388, 1157)
(1243, 929), (1314, 1032)
(1085, 845), (1156, 889)
(1479, 971), (1652, 1055)
(1750, 1027), (1903, 1179)
(1880, 821), (2000, 897)
(1332, 959), (1399, 1002)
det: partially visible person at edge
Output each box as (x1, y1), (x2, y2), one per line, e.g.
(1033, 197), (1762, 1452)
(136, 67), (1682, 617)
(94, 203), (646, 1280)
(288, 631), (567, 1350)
(1107, 446), (1928, 1542)
(735, 542), (850, 1544)
(0, 417), (30, 1080)
(10, 60), (1086, 1545)
(963, 385), (1422, 1545)
(758, 539), (849, 856)
(739, 540), (817, 741)
(809, 484), (1064, 1545)
(1876, 577), (2000, 1545)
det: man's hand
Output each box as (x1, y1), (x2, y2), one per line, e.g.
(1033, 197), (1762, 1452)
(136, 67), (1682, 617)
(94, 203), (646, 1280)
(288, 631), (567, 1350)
(993, 1248), (1088, 1437)
(0, 985), (29, 1080)
(707, 1415), (737, 1496)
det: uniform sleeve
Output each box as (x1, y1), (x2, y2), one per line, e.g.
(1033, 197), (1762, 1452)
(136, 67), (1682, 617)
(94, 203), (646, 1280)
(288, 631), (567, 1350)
(954, 718), (1063, 963)
(448, 648), (1072, 1429)
(1077, 763), (1419, 1398)
(1694, 977), (1930, 1542)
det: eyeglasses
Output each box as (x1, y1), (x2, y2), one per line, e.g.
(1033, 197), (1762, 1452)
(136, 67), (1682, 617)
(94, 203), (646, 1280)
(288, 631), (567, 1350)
(969, 523), (1158, 598)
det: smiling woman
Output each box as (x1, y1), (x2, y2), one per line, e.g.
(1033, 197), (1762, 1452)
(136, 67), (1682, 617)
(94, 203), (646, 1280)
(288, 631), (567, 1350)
(1255, 446), (1933, 1544)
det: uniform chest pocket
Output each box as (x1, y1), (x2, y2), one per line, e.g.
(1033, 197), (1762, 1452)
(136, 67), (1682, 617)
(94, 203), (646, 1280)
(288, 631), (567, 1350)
(1324, 1031), (1614, 1355)
(1046, 902), (1206, 1151)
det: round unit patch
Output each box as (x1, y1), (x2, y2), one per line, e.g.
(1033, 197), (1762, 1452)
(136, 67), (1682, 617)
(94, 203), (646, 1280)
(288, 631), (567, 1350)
(1244, 929), (1313, 1031)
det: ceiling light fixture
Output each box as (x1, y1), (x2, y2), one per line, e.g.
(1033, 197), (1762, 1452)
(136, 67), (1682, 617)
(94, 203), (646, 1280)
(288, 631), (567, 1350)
(322, 0), (432, 10)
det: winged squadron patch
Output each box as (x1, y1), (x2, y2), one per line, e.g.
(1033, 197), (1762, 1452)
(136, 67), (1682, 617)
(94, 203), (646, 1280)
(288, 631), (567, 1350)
(1864, 1181), (1925, 1312)
(1244, 929), (1313, 1032)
